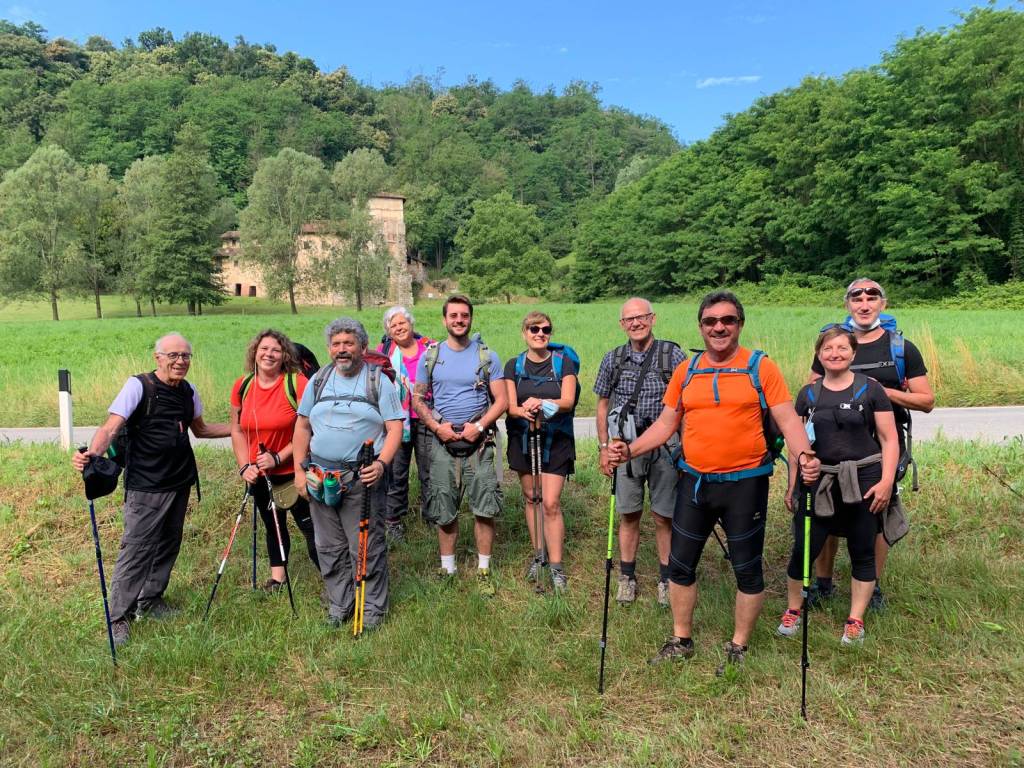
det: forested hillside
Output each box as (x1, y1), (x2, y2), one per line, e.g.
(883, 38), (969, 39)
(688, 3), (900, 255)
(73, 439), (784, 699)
(571, 7), (1024, 299)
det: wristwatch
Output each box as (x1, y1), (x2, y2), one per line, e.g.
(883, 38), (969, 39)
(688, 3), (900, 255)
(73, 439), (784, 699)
(599, 442), (609, 449)
(474, 421), (485, 434)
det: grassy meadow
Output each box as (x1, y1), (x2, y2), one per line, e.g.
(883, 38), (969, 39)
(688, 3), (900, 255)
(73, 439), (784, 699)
(1, 437), (1022, 766)
(1, 296), (1023, 427)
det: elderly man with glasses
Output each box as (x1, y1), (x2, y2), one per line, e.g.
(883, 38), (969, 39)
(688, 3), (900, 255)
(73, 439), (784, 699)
(594, 297), (685, 608)
(71, 333), (230, 648)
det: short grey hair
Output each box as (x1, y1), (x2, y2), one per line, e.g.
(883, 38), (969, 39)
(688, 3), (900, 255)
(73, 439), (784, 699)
(324, 317), (368, 349)
(845, 277), (886, 299)
(620, 297), (653, 316)
(154, 333), (192, 354)
(383, 305), (415, 332)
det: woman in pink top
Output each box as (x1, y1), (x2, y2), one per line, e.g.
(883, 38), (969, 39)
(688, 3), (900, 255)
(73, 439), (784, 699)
(377, 306), (434, 543)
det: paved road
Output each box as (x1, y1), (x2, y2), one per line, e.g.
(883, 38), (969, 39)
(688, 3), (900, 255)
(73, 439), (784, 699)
(4, 406), (1023, 449)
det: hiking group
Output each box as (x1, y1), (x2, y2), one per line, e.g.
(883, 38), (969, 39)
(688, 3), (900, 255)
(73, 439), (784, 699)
(73, 280), (932, 675)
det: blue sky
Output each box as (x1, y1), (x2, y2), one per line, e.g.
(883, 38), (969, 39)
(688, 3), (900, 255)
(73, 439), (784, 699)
(7, 0), (1016, 143)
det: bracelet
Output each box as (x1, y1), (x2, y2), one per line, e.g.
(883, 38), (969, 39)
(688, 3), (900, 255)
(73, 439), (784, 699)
(375, 459), (387, 471)
(238, 463), (251, 476)
(271, 450), (281, 467)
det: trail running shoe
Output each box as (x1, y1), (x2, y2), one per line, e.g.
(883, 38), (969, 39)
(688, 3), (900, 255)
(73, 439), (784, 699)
(258, 578), (285, 594)
(868, 586), (887, 612)
(436, 567), (457, 585)
(137, 596), (180, 619)
(657, 580), (670, 608)
(648, 636), (695, 664)
(807, 582), (836, 610)
(526, 557), (544, 582)
(777, 608), (802, 637)
(551, 569), (568, 594)
(615, 575), (637, 605)
(111, 618), (130, 648)
(842, 617), (865, 646)
(477, 568), (496, 598)
(715, 641), (748, 677)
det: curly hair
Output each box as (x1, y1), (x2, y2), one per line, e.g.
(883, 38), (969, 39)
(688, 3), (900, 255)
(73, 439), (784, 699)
(244, 329), (300, 374)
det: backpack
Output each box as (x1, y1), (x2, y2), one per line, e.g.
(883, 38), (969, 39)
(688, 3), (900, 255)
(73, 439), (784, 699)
(609, 339), (680, 393)
(238, 371), (303, 412)
(675, 349), (784, 483)
(806, 374), (871, 434)
(511, 343), (581, 463)
(379, 332), (424, 357)
(294, 343), (321, 380)
(422, 333), (495, 408)
(107, 372), (196, 469)
(309, 352), (396, 412)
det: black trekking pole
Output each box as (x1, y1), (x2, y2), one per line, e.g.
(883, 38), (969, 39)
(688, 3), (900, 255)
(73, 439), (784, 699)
(598, 462), (618, 694)
(203, 486), (250, 621)
(80, 449), (117, 667)
(531, 421), (546, 594)
(800, 480), (812, 720)
(260, 443), (296, 618)
(251, 490), (258, 591)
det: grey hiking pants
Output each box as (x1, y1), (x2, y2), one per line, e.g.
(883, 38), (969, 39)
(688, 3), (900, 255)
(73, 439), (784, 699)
(384, 420), (432, 522)
(109, 487), (191, 622)
(309, 477), (389, 626)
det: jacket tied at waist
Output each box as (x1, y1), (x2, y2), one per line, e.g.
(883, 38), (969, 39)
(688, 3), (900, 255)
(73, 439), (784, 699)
(814, 453), (881, 518)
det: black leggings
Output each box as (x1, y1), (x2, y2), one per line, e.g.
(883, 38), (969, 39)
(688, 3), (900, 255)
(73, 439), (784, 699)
(250, 477), (319, 570)
(787, 482), (876, 583)
(669, 474), (769, 594)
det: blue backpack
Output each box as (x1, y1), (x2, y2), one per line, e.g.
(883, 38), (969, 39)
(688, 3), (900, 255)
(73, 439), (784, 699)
(511, 342), (581, 463)
(832, 313), (906, 385)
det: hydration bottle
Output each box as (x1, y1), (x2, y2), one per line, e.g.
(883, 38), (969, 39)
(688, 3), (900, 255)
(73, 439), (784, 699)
(323, 473), (342, 507)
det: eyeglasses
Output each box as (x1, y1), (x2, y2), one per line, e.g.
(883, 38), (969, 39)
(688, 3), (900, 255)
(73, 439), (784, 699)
(528, 325), (552, 335)
(846, 287), (883, 299)
(157, 352), (193, 361)
(620, 312), (653, 325)
(700, 315), (740, 328)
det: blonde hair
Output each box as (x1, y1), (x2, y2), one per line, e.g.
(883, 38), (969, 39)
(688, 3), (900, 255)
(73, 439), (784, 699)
(522, 311), (552, 332)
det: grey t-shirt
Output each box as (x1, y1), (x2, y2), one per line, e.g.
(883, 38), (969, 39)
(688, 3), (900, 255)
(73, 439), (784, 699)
(416, 340), (503, 426)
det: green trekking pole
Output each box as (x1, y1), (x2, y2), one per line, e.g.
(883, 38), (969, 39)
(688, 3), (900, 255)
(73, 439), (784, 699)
(598, 464), (618, 694)
(800, 480), (812, 720)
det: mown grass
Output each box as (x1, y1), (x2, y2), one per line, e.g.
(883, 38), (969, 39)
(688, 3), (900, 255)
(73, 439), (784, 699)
(1, 297), (1023, 427)
(1, 438), (1022, 766)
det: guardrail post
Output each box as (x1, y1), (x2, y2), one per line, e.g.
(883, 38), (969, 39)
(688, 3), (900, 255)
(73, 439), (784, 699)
(58, 369), (73, 450)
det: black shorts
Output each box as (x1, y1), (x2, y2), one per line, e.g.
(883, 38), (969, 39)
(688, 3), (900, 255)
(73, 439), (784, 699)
(506, 430), (575, 477)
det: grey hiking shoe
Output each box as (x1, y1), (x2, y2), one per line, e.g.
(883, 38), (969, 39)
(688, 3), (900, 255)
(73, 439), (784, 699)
(111, 618), (130, 648)
(657, 580), (670, 608)
(615, 575), (637, 605)
(715, 641), (748, 677)
(526, 557), (544, 583)
(648, 636), (695, 664)
(384, 518), (405, 547)
(868, 586), (887, 612)
(137, 596), (179, 620)
(551, 569), (568, 594)
(477, 568), (496, 598)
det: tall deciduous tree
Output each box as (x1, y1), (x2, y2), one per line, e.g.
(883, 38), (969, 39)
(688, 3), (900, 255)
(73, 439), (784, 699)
(239, 147), (331, 314)
(75, 163), (118, 318)
(455, 191), (554, 303)
(118, 154), (169, 316)
(316, 205), (389, 312)
(0, 145), (86, 320)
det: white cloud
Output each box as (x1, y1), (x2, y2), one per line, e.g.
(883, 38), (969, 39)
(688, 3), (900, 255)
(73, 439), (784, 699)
(696, 75), (762, 89)
(558, 46), (569, 54)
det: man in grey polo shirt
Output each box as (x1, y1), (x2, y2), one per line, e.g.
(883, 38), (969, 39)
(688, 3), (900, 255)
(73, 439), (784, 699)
(71, 333), (230, 647)
(595, 298), (685, 606)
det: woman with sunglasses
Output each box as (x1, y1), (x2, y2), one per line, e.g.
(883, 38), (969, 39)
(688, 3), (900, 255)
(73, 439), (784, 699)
(504, 311), (578, 593)
(779, 325), (899, 646)
(807, 278), (934, 611)
(230, 329), (319, 591)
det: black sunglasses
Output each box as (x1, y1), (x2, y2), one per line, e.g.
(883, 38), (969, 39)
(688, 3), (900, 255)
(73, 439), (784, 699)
(700, 315), (740, 328)
(528, 325), (553, 335)
(846, 287), (883, 299)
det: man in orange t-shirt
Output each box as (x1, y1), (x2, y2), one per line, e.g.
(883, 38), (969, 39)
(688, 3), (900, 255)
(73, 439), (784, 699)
(609, 290), (820, 674)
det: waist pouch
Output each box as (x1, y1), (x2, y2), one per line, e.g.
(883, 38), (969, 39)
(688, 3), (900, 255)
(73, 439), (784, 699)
(438, 410), (493, 458)
(305, 459), (357, 507)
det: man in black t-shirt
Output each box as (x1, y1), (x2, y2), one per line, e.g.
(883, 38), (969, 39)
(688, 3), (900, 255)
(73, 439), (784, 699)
(808, 278), (935, 610)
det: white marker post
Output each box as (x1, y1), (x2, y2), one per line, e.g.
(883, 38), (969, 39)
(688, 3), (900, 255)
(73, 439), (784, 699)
(58, 369), (73, 451)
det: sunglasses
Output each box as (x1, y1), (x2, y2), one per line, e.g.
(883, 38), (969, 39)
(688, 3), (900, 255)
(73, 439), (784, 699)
(846, 287), (883, 299)
(699, 315), (740, 328)
(528, 325), (553, 335)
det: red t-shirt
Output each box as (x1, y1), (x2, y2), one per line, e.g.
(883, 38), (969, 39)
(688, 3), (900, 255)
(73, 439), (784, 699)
(230, 373), (308, 476)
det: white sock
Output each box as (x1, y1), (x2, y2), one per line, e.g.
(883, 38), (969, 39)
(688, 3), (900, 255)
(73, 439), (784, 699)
(478, 554), (491, 571)
(440, 554), (457, 574)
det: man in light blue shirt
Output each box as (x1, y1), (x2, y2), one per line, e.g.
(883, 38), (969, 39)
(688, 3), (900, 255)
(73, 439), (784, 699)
(413, 295), (508, 595)
(294, 318), (403, 629)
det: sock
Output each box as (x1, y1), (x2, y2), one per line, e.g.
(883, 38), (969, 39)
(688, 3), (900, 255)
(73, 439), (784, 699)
(620, 560), (636, 579)
(816, 576), (833, 592)
(659, 562), (670, 582)
(440, 554), (456, 574)
(478, 554), (491, 571)
(549, 562), (563, 573)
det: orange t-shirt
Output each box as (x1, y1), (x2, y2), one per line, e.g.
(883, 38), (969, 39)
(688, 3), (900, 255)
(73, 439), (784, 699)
(231, 373), (308, 476)
(663, 347), (791, 474)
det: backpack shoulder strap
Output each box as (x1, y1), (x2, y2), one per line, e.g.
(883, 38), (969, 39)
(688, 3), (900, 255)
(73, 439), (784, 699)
(311, 364), (335, 406)
(551, 349), (564, 380)
(657, 340), (680, 383)
(608, 343), (630, 393)
(238, 373), (255, 406)
(889, 331), (906, 384)
(747, 350), (768, 410)
(132, 372), (158, 421)
(851, 372), (870, 402)
(514, 351), (527, 381)
(180, 379), (195, 425)
(808, 378), (823, 405)
(423, 342), (440, 394)
(285, 372), (298, 411)
(366, 364), (382, 411)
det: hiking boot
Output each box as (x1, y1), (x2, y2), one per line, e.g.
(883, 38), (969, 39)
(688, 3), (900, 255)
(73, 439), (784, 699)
(111, 618), (130, 648)
(868, 586), (887, 612)
(551, 569), (569, 594)
(657, 580), (670, 608)
(384, 518), (405, 546)
(525, 557), (544, 583)
(259, 578), (285, 594)
(436, 568), (457, 585)
(776, 608), (802, 638)
(476, 568), (496, 598)
(841, 617), (865, 646)
(715, 641), (747, 677)
(648, 636), (695, 665)
(615, 575), (637, 605)
(137, 596), (179, 620)
(806, 582), (836, 610)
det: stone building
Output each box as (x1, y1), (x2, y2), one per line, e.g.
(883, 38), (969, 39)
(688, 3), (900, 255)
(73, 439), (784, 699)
(219, 193), (415, 307)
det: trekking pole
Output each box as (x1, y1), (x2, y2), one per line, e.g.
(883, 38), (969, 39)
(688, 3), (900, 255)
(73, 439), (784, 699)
(260, 443), (296, 618)
(251, 490), (258, 590)
(203, 486), (250, 621)
(800, 479), (812, 720)
(353, 440), (375, 637)
(598, 459), (619, 694)
(80, 450), (117, 667)
(531, 420), (546, 594)
(711, 526), (730, 560)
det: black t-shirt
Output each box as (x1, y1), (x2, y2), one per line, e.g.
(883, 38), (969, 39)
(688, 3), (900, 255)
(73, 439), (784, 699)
(795, 377), (892, 482)
(503, 352), (579, 473)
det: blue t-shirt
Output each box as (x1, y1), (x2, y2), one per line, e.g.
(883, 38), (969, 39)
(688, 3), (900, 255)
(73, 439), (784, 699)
(415, 340), (503, 426)
(298, 365), (403, 463)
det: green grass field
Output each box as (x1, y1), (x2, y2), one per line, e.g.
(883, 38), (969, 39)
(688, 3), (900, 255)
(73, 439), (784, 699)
(1, 438), (1022, 766)
(1, 297), (1022, 427)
